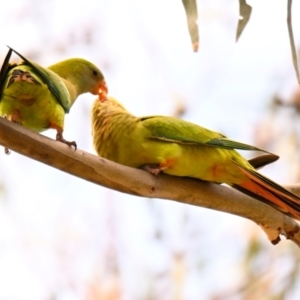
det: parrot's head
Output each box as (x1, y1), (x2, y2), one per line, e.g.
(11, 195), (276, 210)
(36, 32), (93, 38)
(48, 58), (108, 97)
(73, 58), (107, 97)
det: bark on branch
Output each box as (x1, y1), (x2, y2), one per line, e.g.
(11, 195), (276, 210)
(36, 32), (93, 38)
(0, 117), (299, 247)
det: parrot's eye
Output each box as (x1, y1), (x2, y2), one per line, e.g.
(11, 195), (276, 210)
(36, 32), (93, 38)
(92, 70), (98, 76)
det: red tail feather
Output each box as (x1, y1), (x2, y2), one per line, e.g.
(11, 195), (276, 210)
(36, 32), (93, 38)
(233, 162), (300, 220)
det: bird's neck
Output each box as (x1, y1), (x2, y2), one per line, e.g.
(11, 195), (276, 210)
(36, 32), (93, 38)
(48, 64), (89, 99)
(60, 78), (78, 103)
(92, 99), (134, 129)
(91, 99), (137, 159)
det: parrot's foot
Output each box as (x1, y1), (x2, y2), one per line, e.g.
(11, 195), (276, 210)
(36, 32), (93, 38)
(2, 115), (10, 155)
(56, 132), (77, 150)
(141, 164), (164, 176)
(4, 110), (22, 125)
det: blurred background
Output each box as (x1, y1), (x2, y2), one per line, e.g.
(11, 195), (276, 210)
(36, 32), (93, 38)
(1, 0), (300, 299)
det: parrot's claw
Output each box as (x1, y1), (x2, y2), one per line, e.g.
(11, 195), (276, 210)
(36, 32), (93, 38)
(2, 115), (10, 155)
(4, 110), (22, 125)
(56, 132), (77, 150)
(141, 164), (163, 176)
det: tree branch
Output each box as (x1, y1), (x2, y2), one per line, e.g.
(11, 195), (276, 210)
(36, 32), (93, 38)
(0, 117), (299, 247)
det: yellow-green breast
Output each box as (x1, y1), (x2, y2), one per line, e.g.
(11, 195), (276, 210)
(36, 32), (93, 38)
(92, 97), (254, 185)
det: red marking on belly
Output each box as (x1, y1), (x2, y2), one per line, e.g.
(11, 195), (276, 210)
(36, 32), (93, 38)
(20, 96), (35, 106)
(160, 158), (176, 170)
(209, 164), (225, 179)
(49, 122), (61, 131)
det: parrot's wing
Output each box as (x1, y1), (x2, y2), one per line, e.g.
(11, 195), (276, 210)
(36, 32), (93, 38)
(141, 115), (269, 153)
(248, 154), (279, 170)
(8, 47), (71, 113)
(0, 48), (14, 99)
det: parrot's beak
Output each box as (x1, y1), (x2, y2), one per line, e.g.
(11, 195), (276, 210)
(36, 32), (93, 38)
(98, 80), (108, 101)
(90, 79), (108, 96)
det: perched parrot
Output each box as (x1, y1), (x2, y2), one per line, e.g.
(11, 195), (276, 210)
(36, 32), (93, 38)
(91, 96), (300, 221)
(0, 47), (107, 150)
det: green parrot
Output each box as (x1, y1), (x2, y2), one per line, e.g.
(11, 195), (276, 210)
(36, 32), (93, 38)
(91, 96), (300, 221)
(0, 47), (107, 149)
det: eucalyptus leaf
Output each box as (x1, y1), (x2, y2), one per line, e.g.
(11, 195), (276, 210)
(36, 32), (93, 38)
(182, 0), (199, 52)
(236, 0), (252, 41)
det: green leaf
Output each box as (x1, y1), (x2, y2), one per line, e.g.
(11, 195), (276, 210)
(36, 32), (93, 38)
(0, 48), (13, 99)
(181, 0), (199, 52)
(287, 0), (300, 85)
(236, 0), (252, 42)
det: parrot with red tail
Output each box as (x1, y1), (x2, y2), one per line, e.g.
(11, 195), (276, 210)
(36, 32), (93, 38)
(91, 95), (300, 221)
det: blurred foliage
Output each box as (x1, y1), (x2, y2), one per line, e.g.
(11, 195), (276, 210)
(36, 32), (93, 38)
(254, 72), (300, 183)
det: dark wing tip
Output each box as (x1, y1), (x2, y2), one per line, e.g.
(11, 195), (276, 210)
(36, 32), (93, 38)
(0, 47), (14, 100)
(248, 154), (280, 170)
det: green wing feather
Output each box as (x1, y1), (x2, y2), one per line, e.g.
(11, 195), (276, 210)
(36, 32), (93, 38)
(247, 154), (279, 170)
(141, 115), (269, 153)
(7, 47), (71, 113)
(0, 48), (13, 99)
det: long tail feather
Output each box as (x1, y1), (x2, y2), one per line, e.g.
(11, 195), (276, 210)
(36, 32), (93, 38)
(232, 161), (300, 220)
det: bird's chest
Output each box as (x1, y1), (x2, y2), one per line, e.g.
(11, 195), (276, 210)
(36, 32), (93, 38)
(97, 130), (143, 167)
(1, 82), (63, 131)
